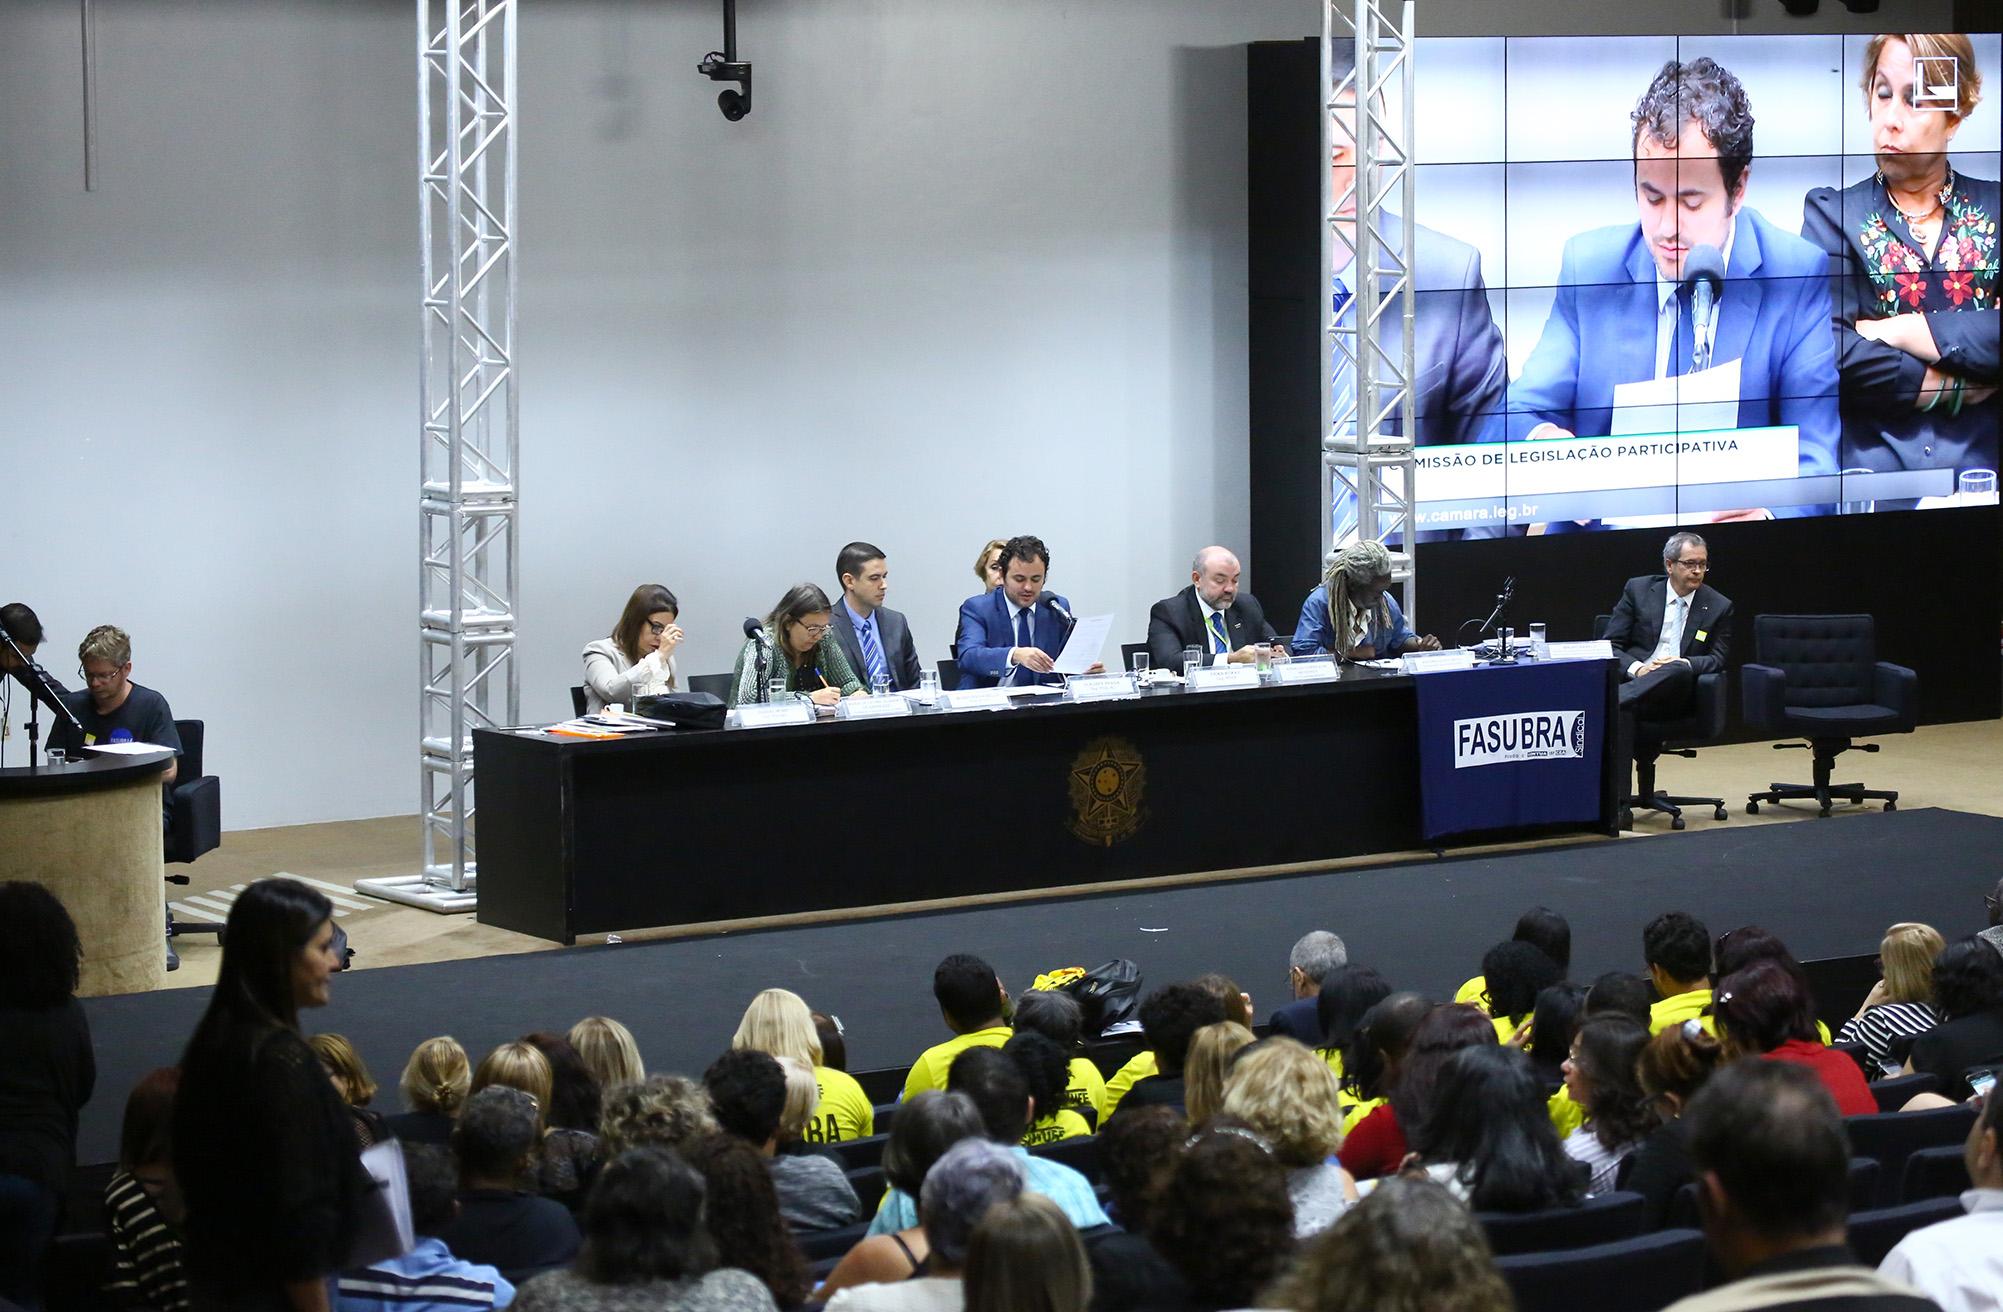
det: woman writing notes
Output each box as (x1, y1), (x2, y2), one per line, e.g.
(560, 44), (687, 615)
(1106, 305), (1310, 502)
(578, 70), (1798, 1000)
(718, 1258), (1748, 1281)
(728, 584), (864, 709)
(581, 584), (683, 713)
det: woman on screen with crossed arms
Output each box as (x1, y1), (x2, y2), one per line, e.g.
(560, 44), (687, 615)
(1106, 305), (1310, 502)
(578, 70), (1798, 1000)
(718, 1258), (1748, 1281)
(581, 583), (682, 713)
(727, 583), (863, 709)
(1802, 33), (1998, 496)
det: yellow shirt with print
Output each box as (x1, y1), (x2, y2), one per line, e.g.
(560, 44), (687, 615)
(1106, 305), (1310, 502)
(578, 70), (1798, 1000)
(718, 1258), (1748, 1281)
(1022, 1107), (1093, 1147)
(805, 1066), (875, 1144)
(1101, 1051), (1158, 1118)
(901, 1026), (1013, 1101)
(1063, 1057), (1108, 1125)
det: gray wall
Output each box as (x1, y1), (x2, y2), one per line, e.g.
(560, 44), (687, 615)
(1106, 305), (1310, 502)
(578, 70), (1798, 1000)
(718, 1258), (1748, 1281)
(0, 0), (1959, 830)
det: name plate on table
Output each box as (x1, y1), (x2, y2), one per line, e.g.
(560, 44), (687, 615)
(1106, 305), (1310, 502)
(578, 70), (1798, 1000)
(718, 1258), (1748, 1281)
(939, 687), (1013, 713)
(732, 700), (816, 729)
(1402, 649), (1479, 675)
(1066, 674), (1139, 703)
(837, 695), (913, 721)
(1187, 665), (1265, 692)
(1275, 658), (1340, 684)
(1544, 640), (1615, 662)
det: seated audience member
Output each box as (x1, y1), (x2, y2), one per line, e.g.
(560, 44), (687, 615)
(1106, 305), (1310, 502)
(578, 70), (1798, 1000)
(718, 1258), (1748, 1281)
(1412, 1045), (1588, 1211)
(1342, 1001), (1492, 1181)
(1334, 992), (1431, 1172)
(1313, 966), (1392, 1082)
(828, 1139), (1027, 1312)
(903, 954), (1013, 1101)
(1289, 539), (1440, 660)
(581, 584), (682, 713)
(1837, 923), (1946, 1077)
(1193, 972), (1255, 1029)
(813, 1012), (848, 1071)
(1267, 931), (1348, 1044)
(934, 1049), (1107, 1231)
(598, 1075), (718, 1159)
(703, 1049), (859, 1232)
(1908, 937), (2003, 1101)
(310, 1032), (392, 1149)
(973, 538), (1008, 594)
(522, 1032), (605, 1135)
(1010, 989), (1106, 1125)
(510, 1146), (778, 1312)
(569, 1016), (646, 1094)
(473, 1041), (599, 1210)
(1981, 879), (2003, 963)
(336, 1142), (515, 1311)
(816, 1092), (987, 1301)
(727, 583), (864, 709)
(1112, 982), (1231, 1118)
(1260, 1176), (1514, 1312)
(1561, 1016), (1659, 1194)
(1525, 983), (1587, 1093)
(1008, 1032), (1093, 1145)
(438, 1087), (582, 1287)
(1712, 927), (1834, 1044)
(1584, 971), (1657, 1029)
(679, 1133), (812, 1309)
(1456, 906), (1572, 1009)
(50, 624), (182, 785)
(1663, 1062), (1936, 1312)
(1221, 1039), (1358, 1237)
(1714, 961), (1874, 1117)
(732, 988), (874, 1143)
(1644, 912), (1716, 1035)
(964, 1193), (1092, 1312)
(1879, 1083), (2003, 1306)
(387, 1036), (472, 1146)
(1625, 1020), (1726, 1229)
(1182, 1022), (1256, 1127)
(1151, 1128), (1297, 1312)
(1084, 1107), (1190, 1312)
(1477, 941), (1564, 1042)
(1147, 546), (1282, 672)
(104, 1068), (190, 1312)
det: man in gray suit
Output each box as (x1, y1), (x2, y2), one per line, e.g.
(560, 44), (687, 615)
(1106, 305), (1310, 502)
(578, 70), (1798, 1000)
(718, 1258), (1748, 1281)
(830, 541), (924, 692)
(1603, 530), (1733, 721)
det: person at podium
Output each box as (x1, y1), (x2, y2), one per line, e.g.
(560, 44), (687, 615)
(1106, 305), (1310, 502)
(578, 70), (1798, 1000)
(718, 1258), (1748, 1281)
(1146, 546), (1280, 671)
(580, 583), (682, 713)
(727, 583), (864, 709)
(49, 625), (179, 785)
(1288, 541), (1439, 661)
(953, 535), (1098, 689)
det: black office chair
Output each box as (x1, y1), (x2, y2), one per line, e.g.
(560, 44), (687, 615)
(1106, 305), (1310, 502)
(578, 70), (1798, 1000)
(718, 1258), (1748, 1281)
(165, 719), (223, 952)
(1474, 1191), (1646, 1256)
(937, 658), (959, 689)
(685, 673), (733, 700)
(1742, 615), (1917, 817)
(1119, 641), (1148, 672)
(569, 685), (587, 717)
(1593, 615), (1727, 831)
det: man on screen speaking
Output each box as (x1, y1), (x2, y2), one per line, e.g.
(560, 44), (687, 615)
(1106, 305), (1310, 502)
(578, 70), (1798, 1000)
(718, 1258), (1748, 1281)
(1506, 57), (1841, 520)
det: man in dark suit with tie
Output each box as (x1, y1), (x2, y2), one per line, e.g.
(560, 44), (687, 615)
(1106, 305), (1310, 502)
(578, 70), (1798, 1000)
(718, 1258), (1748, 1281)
(954, 535), (1096, 689)
(1605, 531), (1732, 732)
(1145, 547), (1281, 672)
(829, 541), (924, 692)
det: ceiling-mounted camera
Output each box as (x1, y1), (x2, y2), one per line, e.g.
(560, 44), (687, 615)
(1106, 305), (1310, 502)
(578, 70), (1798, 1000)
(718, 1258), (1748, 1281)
(698, 0), (752, 121)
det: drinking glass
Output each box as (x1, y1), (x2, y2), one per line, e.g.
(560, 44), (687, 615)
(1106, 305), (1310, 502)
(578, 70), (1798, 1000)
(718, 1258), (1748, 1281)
(1529, 623), (1548, 659)
(46, 749), (67, 768)
(871, 675), (891, 698)
(1182, 645), (1203, 676)
(1961, 469), (1998, 505)
(1130, 652), (1150, 686)
(917, 670), (940, 705)
(766, 677), (788, 704)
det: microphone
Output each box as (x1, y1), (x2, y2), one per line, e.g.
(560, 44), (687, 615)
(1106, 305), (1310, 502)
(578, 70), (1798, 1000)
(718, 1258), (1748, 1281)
(1046, 598), (1076, 630)
(1683, 244), (1725, 372)
(1458, 576), (1516, 648)
(742, 616), (768, 646)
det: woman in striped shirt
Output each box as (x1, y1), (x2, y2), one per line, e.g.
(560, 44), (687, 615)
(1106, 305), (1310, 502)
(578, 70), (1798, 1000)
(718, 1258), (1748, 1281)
(1837, 922), (1945, 1077)
(104, 1067), (190, 1312)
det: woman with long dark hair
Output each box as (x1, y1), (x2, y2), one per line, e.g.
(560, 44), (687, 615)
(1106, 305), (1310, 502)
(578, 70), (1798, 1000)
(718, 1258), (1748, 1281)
(726, 583), (863, 709)
(1559, 1017), (1658, 1195)
(1908, 937), (2003, 1100)
(582, 583), (684, 712)
(1340, 1002), (1494, 1182)
(1411, 1045), (1586, 1212)
(173, 878), (371, 1311)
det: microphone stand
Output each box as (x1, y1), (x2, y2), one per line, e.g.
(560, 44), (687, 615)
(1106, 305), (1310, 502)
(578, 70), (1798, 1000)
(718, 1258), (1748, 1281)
(0, 628), (82, 770)
(1456, 579), (1515, 657)
(745, 620), (772, 703)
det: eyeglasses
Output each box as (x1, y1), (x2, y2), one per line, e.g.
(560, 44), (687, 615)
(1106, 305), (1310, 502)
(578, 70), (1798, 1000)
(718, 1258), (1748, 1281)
(792, 621), (833, 637)
(1673, 559), (1710, 571)
(646, 620), (676, 636)
(79, 664), (126, 685)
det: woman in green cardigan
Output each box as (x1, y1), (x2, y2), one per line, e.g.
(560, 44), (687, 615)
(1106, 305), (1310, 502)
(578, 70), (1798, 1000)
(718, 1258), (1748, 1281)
(728, 582), (865, 709)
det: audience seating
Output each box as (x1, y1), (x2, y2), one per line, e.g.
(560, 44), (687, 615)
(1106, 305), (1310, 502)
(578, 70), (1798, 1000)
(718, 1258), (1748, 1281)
(1742, 614), (1916, 817)
(844, 1165), (887, 1215)
(799, 1219), (870, 1265)
(1845, 1105), (1980, 1206)
(1593, 615), (1727, 831)
(1028, 1133), (1102, 1182)
(1899, 1144), (1972, 1204)
(1667, 1159), (1880, 1231)
(1495, 1228), (1706, 1312)
(829, 1132), (889, 1171)
(1832, 1041), (1872, 1079)
(1846, 1196), (1965, 1268)
(1474, 1190), (1646, 1256)
(1868, 1071), (1940, 1113)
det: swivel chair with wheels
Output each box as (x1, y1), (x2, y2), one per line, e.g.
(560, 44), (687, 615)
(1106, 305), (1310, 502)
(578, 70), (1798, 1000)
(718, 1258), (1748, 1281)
(165, 719), (223, 965)
(1594, 615), (1728, 831)
(1742, 614), (1916, 818)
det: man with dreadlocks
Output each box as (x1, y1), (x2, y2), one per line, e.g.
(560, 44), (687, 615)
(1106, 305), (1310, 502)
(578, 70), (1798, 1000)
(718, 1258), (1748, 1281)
(1288, 540), (1440, 661)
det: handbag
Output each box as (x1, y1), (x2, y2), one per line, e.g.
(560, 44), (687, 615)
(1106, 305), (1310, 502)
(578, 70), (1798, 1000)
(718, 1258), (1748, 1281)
(634, 691), (727, 730)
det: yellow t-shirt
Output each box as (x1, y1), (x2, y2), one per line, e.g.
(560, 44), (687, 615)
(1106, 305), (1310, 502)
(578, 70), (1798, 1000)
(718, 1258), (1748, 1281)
(1492, 1014), (1529, 1044)
(1456, 975), (1491, 1012)
(901, 1026), (1013, 1101)
(1340, 1095), (1384, 1137)
(1021, 1107), (1092, 1146)
(1101, 1051), (1158, 1118)
(804, 1066), (875, 1144)
(1649, 989), (1716, 1036)
(1548, 1085), (1586, 1139)
(1317, 1045), (1346, 1081)
(1062, 1057), (1108, 1124)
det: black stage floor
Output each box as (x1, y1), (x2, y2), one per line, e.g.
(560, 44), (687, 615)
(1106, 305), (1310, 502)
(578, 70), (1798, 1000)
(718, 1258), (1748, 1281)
(80, 807), (2001, 1164)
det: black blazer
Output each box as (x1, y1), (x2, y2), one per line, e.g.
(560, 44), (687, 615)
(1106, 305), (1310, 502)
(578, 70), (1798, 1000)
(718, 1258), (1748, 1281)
(1145, 586), (1278, 671)
(1603, 576), (1732, 677)
(829, 603), (923, 692)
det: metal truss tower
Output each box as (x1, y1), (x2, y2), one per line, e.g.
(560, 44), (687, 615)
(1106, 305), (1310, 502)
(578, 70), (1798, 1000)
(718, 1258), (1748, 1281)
(359, 0), (520, 915)
(1322, 0), (1419, 621)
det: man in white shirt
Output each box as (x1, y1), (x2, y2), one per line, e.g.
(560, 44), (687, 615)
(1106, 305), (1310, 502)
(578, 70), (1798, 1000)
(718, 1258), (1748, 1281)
(1879, 1092), (2003, 1311)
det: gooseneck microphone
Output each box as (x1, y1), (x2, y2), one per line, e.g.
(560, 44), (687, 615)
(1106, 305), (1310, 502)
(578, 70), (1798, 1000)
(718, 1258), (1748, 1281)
(1683, 243), (1725, 373)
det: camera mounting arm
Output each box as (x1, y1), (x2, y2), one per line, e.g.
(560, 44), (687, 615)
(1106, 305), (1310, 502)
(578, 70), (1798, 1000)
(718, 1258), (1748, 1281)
(697, 0), (752, 121)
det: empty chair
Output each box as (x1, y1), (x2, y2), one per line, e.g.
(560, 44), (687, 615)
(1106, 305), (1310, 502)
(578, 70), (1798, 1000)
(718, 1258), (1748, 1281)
(1868, 1072), (1941, 1114)
(1845, 1104), (1980, 1207)
(1846, 1196), (1965, 1268)
(1899, 1144), (1972, 1204)
(1030, 1133), (1102, 1183)
(1475, 1190), (1646, 1257)
(1495, 1228), (1706, 1312)
(165, 719), (222, 867)
(569, 685), (587, 717)
(936, 658), (958, 690)
(1594, 614), (1728, 831)
(1742, 614), (1917, 817)
(830, 1132), (889, 1172)
(686, 672), (733, 700)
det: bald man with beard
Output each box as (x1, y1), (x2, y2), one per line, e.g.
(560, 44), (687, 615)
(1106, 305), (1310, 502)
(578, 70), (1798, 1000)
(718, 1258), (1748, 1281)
(1146, 546), (1282, 671)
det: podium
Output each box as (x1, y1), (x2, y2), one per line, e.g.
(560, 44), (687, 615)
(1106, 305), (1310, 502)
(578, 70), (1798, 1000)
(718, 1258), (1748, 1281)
(0, 751), (174, 996)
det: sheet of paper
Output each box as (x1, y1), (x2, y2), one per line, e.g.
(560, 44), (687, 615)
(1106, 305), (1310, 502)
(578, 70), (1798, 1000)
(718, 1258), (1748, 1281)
(79, 742), (174, 756)
(1611, 358), (1742, 437)
(1051, 613), (1114, 676)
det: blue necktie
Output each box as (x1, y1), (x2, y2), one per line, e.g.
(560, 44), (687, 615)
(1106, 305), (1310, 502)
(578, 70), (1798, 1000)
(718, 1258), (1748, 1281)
(858, 616), (890, 688)
(1015, 606), (1034, 680)
(1209, 611), (1230, 655)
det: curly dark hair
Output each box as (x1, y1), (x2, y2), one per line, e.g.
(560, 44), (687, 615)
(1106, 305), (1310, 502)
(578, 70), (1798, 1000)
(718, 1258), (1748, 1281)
(1480, 941), (1563, 1023)
(996, 535), (1050, 578)
(1643, 912), (1713, 987)
(1140, 981), (1231, 1075)
(0, 882), (82, 1008)
(1098, 1105), (1187, 1233)
(1583, 972), (1654, 1028)
(579, 1147), (718, 1286)
(523, 1031), (604, 1134)
(1931, 937), (2003, 1022)
(1002, 1031), (1071, 1127)
(1572, 1016), (1660, 1153)
(702, 1048), (786, 1146)
(679, 1132), (810, 1306)
(1153, 1130), (1294, 1305)
(1631, 57), (1755, 198)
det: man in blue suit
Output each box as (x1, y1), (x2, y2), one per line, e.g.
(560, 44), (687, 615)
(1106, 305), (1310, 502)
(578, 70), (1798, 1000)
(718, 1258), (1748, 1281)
(1507, 58), (1840, 520)
(954, 535), (1097, 689)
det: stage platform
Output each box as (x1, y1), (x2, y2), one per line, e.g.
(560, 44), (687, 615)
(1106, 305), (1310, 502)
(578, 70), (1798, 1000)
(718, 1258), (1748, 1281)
(78, 805), (2001, 1165)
